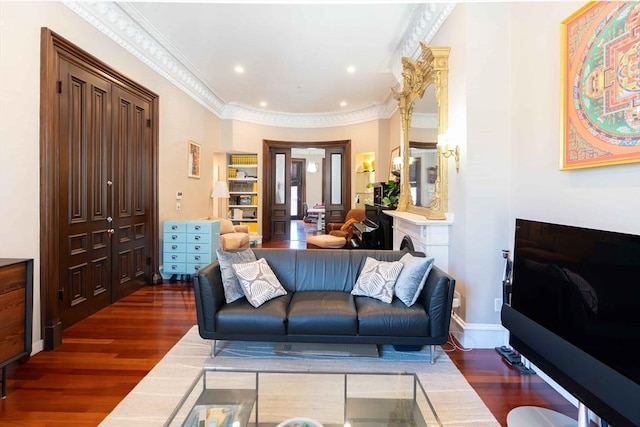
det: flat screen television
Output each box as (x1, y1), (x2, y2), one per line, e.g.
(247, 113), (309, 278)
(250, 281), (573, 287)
(501, 219), (640, 426)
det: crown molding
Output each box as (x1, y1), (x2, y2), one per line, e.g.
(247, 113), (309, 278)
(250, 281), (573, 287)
(222, 103), (395, 128)
(63, 1), (452, 128)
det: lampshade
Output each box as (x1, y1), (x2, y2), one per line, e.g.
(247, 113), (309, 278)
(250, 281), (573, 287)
(211, 181), (229, 198)
(307, 161), (318, 173)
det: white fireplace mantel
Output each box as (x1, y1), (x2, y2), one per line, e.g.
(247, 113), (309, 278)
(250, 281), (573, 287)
(383, 211), (454, 272)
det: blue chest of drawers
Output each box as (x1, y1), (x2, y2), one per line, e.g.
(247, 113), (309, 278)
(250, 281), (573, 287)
(162, 220), (220, 278)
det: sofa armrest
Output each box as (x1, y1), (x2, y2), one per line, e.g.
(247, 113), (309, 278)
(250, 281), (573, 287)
(193, 261), (226, 338)
(233, 225), (249, 233)
(417, 265), (456, 342)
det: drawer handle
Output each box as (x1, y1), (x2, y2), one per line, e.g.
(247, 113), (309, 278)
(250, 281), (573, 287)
(194, 255), (201, 260)
(171, 265), (177, 269)
(195, 225), (201, 230)
(194, 265), (200, 271)
(171, 235), (178, 240)
(194, 245), (201, 251)
(171, 245), (178, 250)
(171, 255), (177, 260)
(171, 225), (178, 230)
(194, 235), (201, 240)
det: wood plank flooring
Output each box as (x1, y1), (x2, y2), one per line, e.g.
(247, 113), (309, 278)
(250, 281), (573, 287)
(0, 221), (578, 426)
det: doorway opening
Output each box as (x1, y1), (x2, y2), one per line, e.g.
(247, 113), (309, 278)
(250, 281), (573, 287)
(262, 140), (351, 243)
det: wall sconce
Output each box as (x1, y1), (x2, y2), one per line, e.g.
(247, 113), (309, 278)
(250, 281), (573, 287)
(438, 134), (460, 173)
(441, 145), (460, 173)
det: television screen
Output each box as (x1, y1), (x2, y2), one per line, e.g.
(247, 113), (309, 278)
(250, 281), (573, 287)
(503, 219), (640, 426)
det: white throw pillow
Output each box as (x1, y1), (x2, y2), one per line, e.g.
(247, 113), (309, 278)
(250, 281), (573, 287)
(232, 258), (287, 308)
(394, 253), (435, 306)
(351, 257), (403, 304)
(216, 249), (256, 303)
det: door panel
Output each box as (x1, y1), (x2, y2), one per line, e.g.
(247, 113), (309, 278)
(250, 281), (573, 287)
(269, 149), (291, 241)
(58, 59), (112, 327)
(112, 86), (152, 301)
(323, 147), (347, 225)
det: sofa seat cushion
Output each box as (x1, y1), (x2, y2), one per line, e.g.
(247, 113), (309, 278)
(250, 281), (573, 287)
(216, 293), (292, 335)
(355, 296), (429, 337)
(288, 291), (357, 335)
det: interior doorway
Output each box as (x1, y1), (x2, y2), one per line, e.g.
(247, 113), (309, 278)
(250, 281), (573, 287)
(291, 158), (306, 220)
(262, 140), (351, 243)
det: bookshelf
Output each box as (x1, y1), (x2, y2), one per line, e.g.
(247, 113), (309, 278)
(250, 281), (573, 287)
(227, 153), (258, 233)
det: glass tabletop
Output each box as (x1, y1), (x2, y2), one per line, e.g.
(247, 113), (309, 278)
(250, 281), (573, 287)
(165, 368), (441, 427)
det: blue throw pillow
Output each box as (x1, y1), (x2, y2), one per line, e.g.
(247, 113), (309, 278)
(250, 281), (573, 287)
(394, 253), (435, 306)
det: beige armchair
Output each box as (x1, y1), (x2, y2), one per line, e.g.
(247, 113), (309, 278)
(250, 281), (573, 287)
(210, 218), (250, 250)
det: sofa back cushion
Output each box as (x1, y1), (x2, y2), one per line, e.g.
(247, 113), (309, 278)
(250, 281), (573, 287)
(252, 248), (415, 293)
(252, 249), (298, 291)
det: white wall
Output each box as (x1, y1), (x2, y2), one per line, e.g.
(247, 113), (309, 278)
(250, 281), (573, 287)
(432, 2), (640, 348)
(0, 2), (221, 351)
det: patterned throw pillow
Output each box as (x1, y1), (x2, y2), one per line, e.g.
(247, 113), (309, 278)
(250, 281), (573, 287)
(351, 257), (403, 303)
(232, 258), (287, 308)
(216, 249), (256, 303)
(394, 253), (435, 306)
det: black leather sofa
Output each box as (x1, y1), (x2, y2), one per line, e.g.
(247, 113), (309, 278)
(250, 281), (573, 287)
(193, 248), (456, 363)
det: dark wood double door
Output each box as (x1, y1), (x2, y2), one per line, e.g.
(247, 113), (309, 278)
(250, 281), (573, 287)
(41, 29), (159, 348)
(263, 140), (350, 242)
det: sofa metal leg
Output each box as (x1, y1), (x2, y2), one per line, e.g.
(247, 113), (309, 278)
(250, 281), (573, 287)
(210, 340), (217, 358)
(430, 345), (435, 364)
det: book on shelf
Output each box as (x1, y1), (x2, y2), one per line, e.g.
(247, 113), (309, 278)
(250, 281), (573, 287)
(230, 154), (257, 165)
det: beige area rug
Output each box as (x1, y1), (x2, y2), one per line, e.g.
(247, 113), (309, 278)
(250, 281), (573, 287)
(100, 326), (499, 426)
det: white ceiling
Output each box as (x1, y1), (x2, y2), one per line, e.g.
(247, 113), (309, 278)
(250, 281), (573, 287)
(66, 1), (453, 126)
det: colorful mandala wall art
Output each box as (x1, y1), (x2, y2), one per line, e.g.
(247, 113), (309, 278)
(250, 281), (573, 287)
(561, 2), (640, 170)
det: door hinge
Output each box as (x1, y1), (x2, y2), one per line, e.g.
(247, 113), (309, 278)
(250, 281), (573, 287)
(146, 119), (151, 128)
(146, 256), (151, 266)
(58, 288), (64, 302)
(56, 81), (62, 94)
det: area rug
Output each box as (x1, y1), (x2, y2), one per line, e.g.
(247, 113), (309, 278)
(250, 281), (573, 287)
(100, 326), (499, 426)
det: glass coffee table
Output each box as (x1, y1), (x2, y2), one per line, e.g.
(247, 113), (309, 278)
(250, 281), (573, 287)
(165, 368), (441, 427)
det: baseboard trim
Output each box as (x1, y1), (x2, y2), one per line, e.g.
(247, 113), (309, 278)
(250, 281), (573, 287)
(450, 313), (509, 349)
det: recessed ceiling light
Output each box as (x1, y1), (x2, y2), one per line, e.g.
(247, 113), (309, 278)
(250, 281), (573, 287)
(347, 65), (356, 73)
(234, 65), (244, 74)
(259, 101), (267, 107)
(340, 101), (347, 107)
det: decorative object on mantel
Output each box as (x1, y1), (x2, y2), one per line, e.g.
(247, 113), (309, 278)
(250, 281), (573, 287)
(560, 2), (640, 170)
(391, 42), (451, 220)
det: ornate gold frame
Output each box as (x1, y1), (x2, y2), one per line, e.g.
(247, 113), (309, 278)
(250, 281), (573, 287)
(392, 42), (450, 220)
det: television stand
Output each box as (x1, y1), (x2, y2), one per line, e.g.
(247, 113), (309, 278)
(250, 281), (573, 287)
(507, 406), (578, 427)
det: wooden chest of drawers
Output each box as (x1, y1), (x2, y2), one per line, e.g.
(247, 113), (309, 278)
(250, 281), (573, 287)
(0, 258), (33, 398)
(162, 220), (220, 278)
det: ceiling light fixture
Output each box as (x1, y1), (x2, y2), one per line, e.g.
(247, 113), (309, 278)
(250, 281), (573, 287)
(347, 65), (356, 73)
(340, 101), (347, 107)
(234, 65), (244, 74)
(259, 101), (267, 107)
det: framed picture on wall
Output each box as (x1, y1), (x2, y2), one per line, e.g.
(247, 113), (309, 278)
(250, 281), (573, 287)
(560, 2), (640, 170)
(188, 140), (201, 178)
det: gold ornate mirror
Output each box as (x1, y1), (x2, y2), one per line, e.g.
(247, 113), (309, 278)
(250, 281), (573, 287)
(392, 42), (450, 220)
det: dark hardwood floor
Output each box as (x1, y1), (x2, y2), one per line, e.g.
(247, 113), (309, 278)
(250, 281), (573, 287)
(0, 220), (577, 426)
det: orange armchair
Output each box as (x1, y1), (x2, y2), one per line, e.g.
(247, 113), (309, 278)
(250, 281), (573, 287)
(327, 208), (366, 241)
